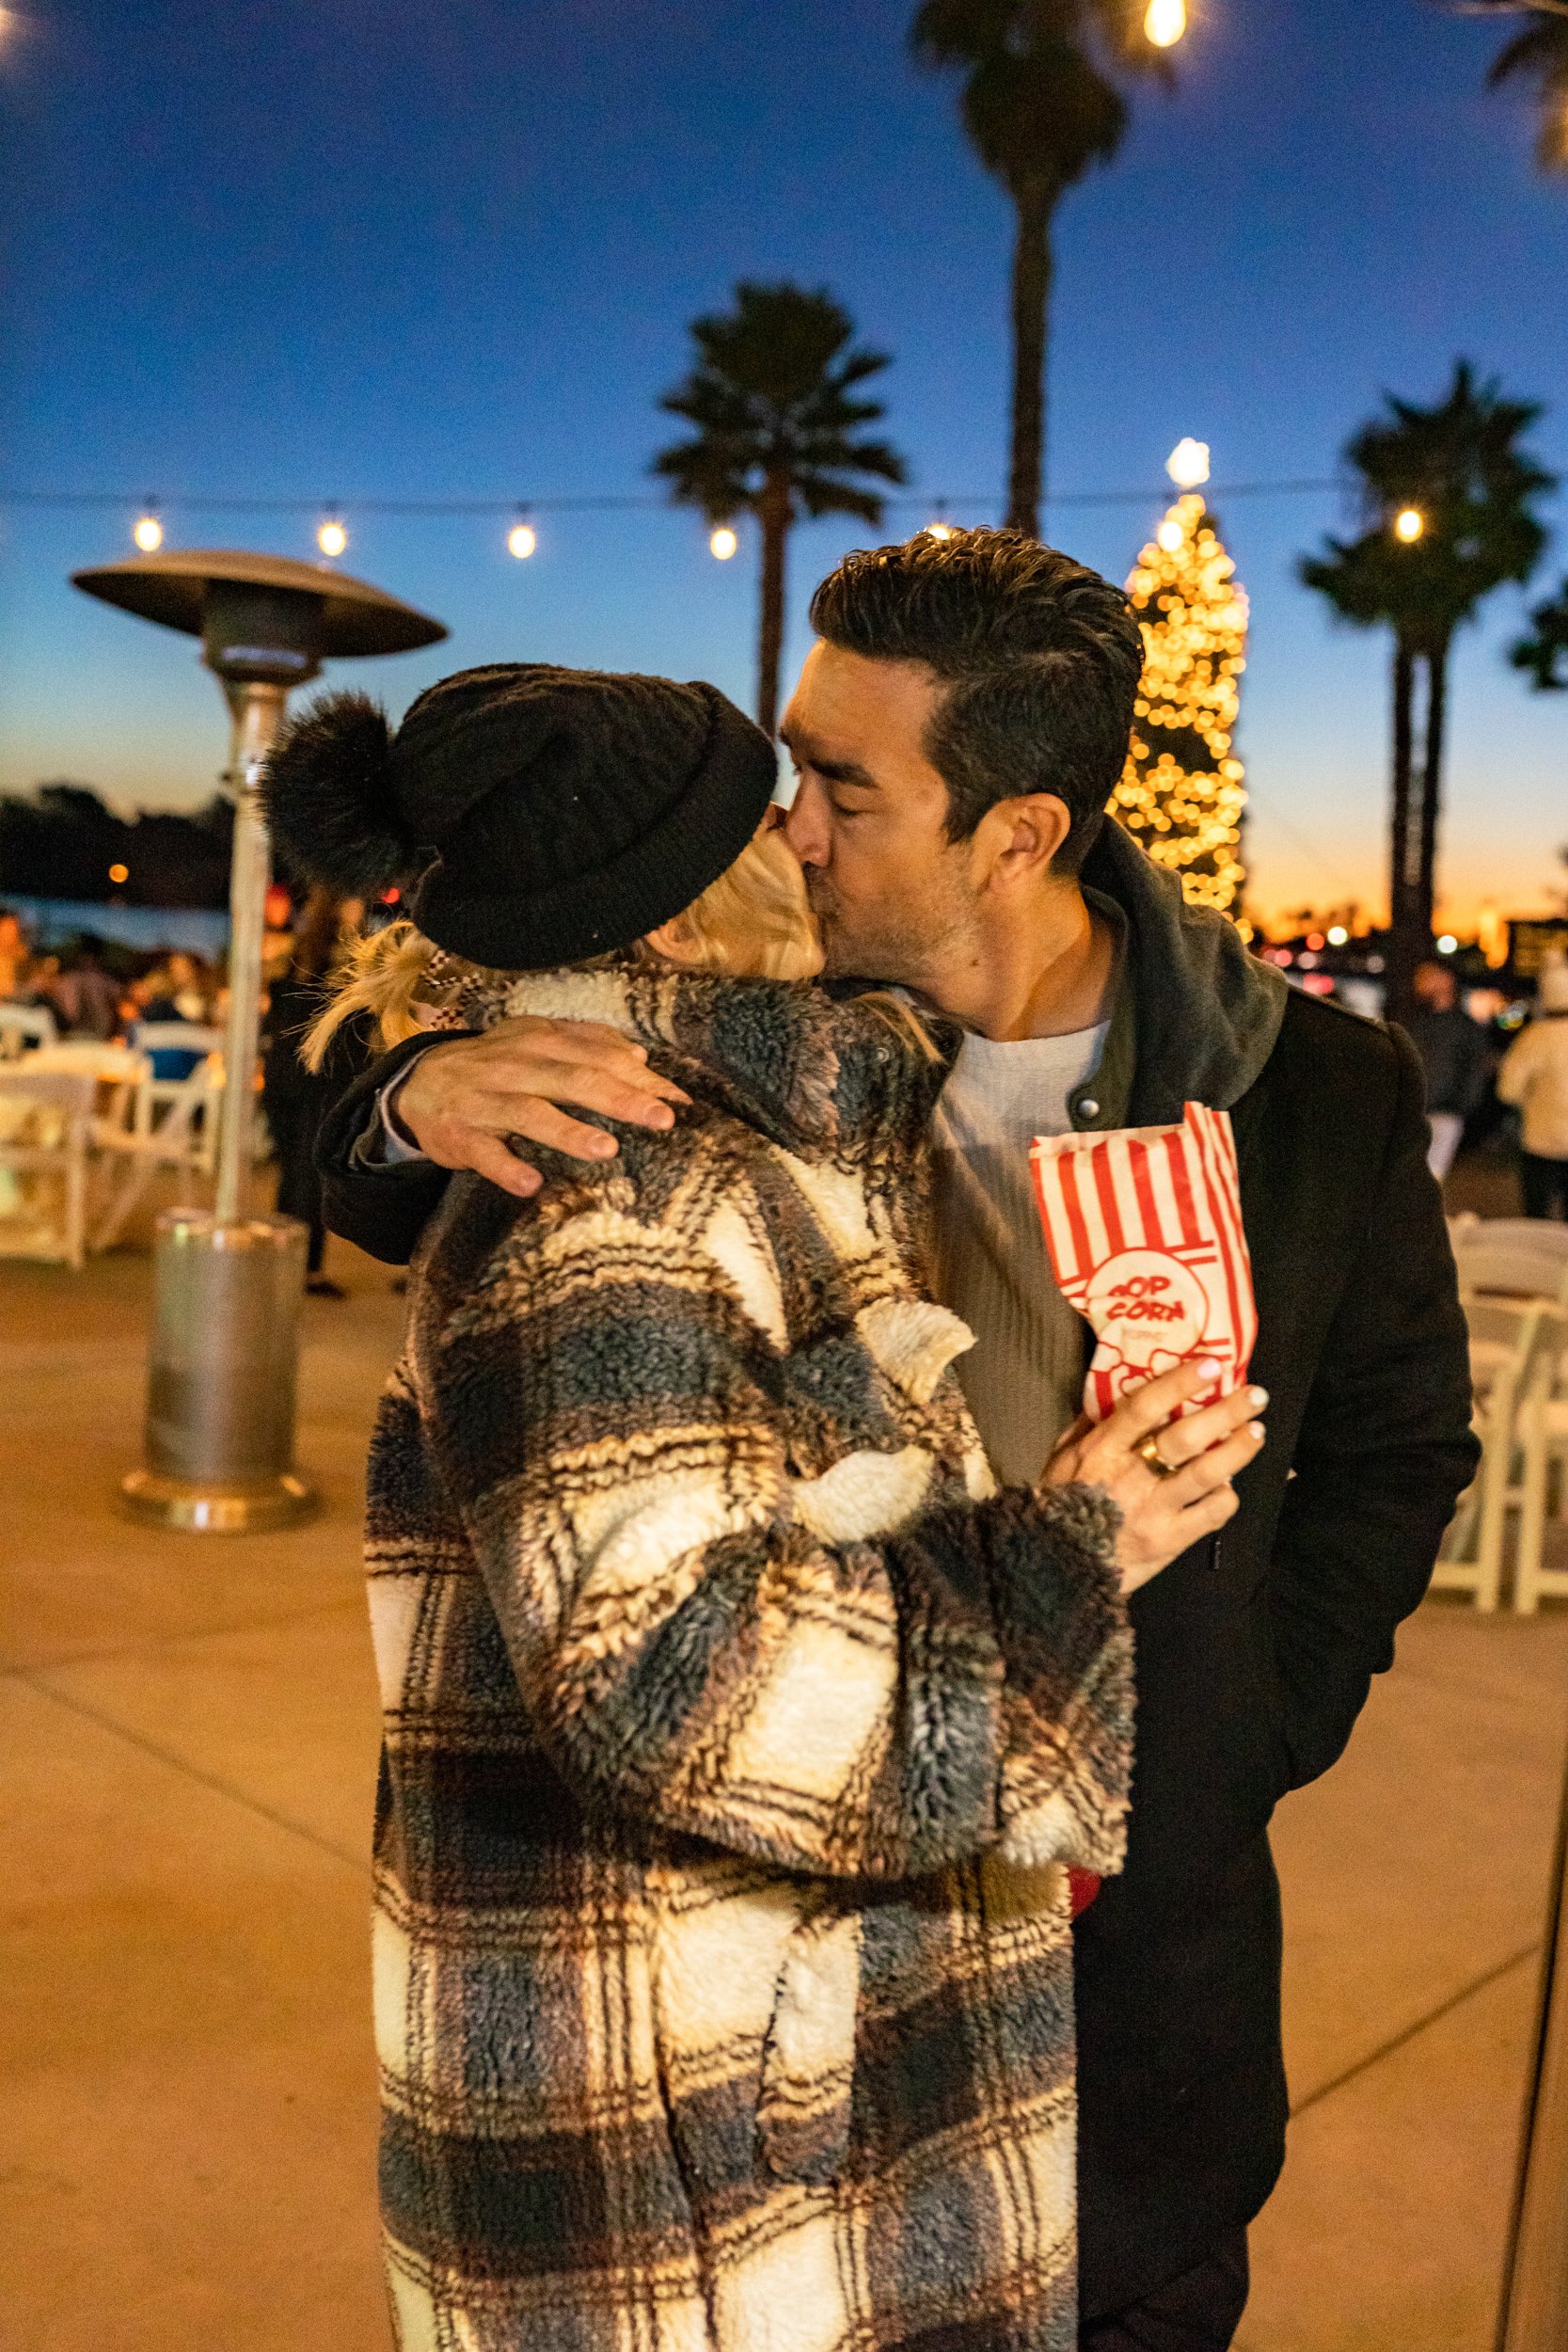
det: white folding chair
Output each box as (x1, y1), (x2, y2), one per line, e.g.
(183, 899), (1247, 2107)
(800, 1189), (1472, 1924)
(0, 1003), (59, 1059)
(1514, 1310), (1568, 1614)
(1451, 1220), (1568, 1309)
(130, 1022), (226, 1164)
(0, 1070), (94, 1267)
(1433, 1295), (1554, 1612)
(89, 1049), (223, 1252)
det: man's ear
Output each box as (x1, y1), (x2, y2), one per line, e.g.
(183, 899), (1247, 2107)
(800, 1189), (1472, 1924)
(643, 914), (705, 968)
(975, 794), (1074, 891)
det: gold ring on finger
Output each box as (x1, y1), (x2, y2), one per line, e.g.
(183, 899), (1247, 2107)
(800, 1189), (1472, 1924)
(1136, 1432), (1177, 1478)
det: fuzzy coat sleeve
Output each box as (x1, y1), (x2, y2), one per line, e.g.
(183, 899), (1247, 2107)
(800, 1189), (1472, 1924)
(415, 1192), (1132, 1882)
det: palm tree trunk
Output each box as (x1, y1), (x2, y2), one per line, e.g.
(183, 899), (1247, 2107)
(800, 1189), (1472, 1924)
(1415, 638), (1449, 951)
(1386, 635), (1418, 1022)
(1006, 185), (1053, 539)
(755, 476), (790, 738)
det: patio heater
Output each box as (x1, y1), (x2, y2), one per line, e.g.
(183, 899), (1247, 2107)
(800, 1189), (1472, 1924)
(71, 549), (446, 1530)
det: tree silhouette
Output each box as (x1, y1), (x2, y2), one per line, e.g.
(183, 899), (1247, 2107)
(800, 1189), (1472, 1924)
(1438, 1), (1568, 170)
(1512, 577), (1568, 688)
(654, 283), (907, 736)
(911, 1), (1176, 536)
(1300, 362), (1553, 1014)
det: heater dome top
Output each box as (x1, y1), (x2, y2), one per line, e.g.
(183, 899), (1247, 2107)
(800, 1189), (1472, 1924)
(71, 548), (447, 660)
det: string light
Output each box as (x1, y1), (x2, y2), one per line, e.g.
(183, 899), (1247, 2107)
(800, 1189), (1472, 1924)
(134, 511), (163, 552)
(317, 516), (347, 557)
(1144, 0), (1187, 49)
(1394, 507), (1424, 544)
(925, 521), (956, 542)
(108, 863), (129, 885)
(1110, 491), (1250, 919)
(1166, 438), (1211, 491)
(507, 520), (537, 559)
(709, 524), (737, 561)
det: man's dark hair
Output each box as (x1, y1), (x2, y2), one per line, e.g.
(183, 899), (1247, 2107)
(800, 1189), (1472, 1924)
(808, 529), (1143, 875)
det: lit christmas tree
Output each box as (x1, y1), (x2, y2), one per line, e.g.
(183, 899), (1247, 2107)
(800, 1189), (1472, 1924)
(1111, 469), (1249, 918)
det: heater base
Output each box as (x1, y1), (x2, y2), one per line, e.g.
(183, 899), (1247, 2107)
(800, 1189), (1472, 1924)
(119, 1468), (318, 1534)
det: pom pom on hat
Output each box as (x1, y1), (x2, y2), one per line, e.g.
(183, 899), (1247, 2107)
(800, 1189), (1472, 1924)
(261, 691), (417, 897)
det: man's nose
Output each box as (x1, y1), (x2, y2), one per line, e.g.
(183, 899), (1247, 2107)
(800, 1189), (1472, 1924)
(784, 781), (829, 867)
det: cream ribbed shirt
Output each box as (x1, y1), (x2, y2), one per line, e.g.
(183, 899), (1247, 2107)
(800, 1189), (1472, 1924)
(929, 1023), (1109, 1488)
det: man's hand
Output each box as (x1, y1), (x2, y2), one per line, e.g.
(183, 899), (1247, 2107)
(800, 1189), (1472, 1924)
(389, 1017), (691, 1199)
(1041, 1361), (1268, 1596)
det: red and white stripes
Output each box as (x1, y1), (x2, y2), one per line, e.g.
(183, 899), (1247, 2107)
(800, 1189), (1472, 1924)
(1031, 1103), (1258, 1421)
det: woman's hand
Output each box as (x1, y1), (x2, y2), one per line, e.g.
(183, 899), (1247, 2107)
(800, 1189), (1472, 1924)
(1040, 1360), (1268, 1596)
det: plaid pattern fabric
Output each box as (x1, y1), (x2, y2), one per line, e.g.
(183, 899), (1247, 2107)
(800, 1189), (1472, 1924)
(366, 962), (1134, 2351)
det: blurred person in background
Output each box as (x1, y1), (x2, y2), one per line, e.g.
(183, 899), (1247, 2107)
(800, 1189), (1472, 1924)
(0, 910), (25, 1000)
(261, 886), (363, 1295)
(1404, 959), (1490, 1182)
(47, 937), (121, 1040)
(1497, 961), (1568, 1219)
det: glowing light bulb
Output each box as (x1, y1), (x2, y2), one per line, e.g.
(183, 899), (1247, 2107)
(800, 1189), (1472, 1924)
(1157, 518), (1185, 554)
(1394, 508), (1424, 544)
(108, 863), (130, 885)
(1145, 0), (1187, 48)
(1166, 437), (1211, 490)
(1327, 925), (1349, 946)
(925, 520), (956, 542)
(317, 519), (347, 558)
(1437, 933), (1458, 955)
(134, 514), (163, 552)
(709, 525), (737, 561)
(507, 522), (537, 560)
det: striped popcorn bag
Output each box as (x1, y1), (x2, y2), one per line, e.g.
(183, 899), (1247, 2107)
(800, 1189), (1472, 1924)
(1030, 1101), (1258, 1422)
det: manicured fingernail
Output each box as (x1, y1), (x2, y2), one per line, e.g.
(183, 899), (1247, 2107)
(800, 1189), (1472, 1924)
(650, 1105), (674, 1128)
(1197, 1359), (1221, 1379)
(1249, 1385), (1269, 1407)
(1249, 1422), (1265, 1441)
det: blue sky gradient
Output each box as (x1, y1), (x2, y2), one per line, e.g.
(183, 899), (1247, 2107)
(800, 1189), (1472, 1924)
(2, 0), (1565, 924)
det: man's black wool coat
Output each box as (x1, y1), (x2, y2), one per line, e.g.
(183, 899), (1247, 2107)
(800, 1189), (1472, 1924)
(314, 848), (1478, 2325)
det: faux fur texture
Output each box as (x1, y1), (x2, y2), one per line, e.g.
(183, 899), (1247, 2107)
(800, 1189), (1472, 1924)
(261, 690), (415, 896)
(368, 965), (1134, 2351)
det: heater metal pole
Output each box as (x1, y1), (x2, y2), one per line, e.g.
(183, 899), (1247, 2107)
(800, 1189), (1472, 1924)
(214, 679), (287, 1222)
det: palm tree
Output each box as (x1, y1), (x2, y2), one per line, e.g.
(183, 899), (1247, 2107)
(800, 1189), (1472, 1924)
(1437, 2), (1568, 170)
(653, 283), (908, 736)
(1300, 362), (1553, 1016)
(1512, 577), (1568, 687)
(911, 1), (1177, 538)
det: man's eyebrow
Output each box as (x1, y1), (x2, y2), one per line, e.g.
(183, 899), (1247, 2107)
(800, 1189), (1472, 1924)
(780, 729), (879, 790)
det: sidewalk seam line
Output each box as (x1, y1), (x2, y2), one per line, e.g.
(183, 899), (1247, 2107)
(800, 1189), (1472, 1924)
(1288, 1939), (1542, 2119)
(0, 1590), (367, 1677)
(13, 1671), (372, 1878)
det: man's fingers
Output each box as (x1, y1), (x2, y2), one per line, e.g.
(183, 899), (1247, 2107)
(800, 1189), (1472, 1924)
(459, 1133), (544, 1199)
(481, 1018), (692, 1104)
(504, 1099), (626, 1162)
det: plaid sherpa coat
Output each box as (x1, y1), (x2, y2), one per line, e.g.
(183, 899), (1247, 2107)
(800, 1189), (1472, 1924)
(367, 960), (1134, 2352)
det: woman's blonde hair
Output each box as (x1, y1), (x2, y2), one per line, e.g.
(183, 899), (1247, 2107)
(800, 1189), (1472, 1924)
(302, 826), (832, 1072)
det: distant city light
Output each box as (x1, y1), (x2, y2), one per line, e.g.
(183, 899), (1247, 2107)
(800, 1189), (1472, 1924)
(1166, 437), (1211, 490)
(507, 522), (537, 560)
(709, 525), (738, 561)
(317, 518), (347, 558)
(1307, 930), (1325, 951)
(108, 863), (129, 884)
(1327, 925), (1349, 946)
(1394, 508), (1424, 544)
(134, 514), (163, 552)
(1156, 517), (1185, 553)
(1437, 933), (1459, 954)
(1145, 0), (1187, 48)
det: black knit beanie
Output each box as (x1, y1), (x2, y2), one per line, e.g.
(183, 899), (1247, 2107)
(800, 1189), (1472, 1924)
(260, 662), (779, 970)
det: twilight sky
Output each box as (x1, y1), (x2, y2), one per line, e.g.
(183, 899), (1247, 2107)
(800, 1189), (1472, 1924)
(2, 0), (1565, 927)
